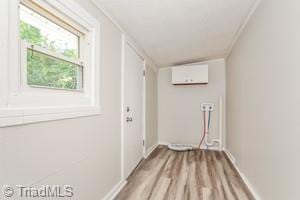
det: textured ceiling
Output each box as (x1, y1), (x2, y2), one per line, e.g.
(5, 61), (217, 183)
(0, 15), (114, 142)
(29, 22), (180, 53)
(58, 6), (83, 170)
(94, 0), (256, 67)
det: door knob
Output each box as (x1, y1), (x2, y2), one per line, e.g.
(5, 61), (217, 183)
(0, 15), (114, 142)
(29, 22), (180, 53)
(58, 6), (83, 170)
(126, 117), (133, 122)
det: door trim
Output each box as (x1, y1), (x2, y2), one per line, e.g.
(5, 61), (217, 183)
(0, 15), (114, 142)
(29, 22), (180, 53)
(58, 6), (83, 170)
(121, 35), (146, 180)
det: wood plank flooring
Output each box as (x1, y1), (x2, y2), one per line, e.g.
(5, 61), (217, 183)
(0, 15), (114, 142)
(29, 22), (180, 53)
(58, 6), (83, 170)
(116, 145), (254, 200)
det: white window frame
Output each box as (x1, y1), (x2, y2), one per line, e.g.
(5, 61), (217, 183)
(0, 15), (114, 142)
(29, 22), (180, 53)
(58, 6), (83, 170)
(0, 0), (101, 127)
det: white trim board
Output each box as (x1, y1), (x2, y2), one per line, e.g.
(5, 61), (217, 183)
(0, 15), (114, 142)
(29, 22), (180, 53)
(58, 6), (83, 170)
(224, 149), (262, 200)
(0, 107), (100, 127)
(121, 37), (146, 181)
(103, 143), (159, 199)
(225, 0), (261, 57)
(145, 143), (159, 159)
(90, 0), (158, 71)
(120, 34), (125, 181)
(160, 58), (225, 70)
(91, 0), (261, 68)
(223, 149), (236, 164)
(102, 180), (127, 200)
(142, 60), (147, 158)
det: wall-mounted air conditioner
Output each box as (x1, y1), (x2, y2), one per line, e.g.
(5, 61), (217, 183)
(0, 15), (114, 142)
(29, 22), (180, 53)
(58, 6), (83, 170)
(171, 64), (208, 85)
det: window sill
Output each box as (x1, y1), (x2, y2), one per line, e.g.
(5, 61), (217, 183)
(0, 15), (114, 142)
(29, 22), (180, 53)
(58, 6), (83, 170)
(0, 106), (101, 127)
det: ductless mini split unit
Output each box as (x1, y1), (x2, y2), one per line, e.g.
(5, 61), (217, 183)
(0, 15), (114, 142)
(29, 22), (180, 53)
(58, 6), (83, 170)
(171, 64), (208, 85)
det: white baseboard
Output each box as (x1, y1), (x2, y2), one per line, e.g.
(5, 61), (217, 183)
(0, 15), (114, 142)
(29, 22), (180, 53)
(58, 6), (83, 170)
(223, 149), (236, 164)
(103, 143), (158, 200)
(159, 141), (220, 151)
(224, 149), (261, 200)
(145, 143), (159, 158)
(158, 141), (169, 146)
(102, 180), (127, 200)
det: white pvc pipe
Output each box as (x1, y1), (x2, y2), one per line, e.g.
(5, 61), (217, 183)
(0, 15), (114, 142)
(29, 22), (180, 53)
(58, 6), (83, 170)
(203, 96), (223, 151)
(204, 135), (220, 147)
(204, 110), (218, 147)
(218, 95), (223, 151)
(205, 133), (214, 146)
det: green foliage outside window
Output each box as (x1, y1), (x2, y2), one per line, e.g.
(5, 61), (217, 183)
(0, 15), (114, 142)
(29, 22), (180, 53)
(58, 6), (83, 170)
(20, 21), (82, 90)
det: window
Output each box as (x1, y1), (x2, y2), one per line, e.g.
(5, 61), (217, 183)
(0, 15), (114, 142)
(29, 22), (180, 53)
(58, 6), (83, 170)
(0, 0), (100, 127)
(20, 1), (84, 90)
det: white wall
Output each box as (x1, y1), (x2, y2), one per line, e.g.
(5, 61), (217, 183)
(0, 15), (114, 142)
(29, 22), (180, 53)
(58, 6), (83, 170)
(158, 59), (226, 147)
(226, 0), (300, 199)
(0, 0), (157, 199)
(145, 66), (158, 151)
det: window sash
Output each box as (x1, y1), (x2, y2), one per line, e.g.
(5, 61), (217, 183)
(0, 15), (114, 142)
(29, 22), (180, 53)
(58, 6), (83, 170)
(20, 0), (86, 38)
(19, 0), (87, 92)
(20, 0), (87, 61)
(22, 40), (84, 66)
(21, 40), (84, 91)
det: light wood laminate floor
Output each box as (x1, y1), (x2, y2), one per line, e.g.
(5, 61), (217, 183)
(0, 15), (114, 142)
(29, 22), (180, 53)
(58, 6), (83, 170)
(116, 145), (254, 200)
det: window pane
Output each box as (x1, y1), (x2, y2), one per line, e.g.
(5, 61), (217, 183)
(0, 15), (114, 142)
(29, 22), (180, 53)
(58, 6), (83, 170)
(20, 4), (79, 59)
(27, 50), (83, 90)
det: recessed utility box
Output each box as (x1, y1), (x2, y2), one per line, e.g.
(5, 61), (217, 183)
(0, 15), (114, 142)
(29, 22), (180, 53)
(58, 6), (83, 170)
(201, 103), (214, 111)
(172, 64), (208, 85)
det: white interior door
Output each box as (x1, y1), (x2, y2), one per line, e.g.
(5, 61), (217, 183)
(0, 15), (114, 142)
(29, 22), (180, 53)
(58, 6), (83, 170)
(123, 42), (144, 179)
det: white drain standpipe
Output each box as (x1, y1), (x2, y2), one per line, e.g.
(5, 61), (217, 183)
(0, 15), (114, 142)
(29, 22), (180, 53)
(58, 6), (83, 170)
(218, 96), (223, 151)
(201, 96), (223, 150)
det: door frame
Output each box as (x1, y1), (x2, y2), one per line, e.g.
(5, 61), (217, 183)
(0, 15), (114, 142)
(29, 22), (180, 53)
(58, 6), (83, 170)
(121, 35), (146, 180)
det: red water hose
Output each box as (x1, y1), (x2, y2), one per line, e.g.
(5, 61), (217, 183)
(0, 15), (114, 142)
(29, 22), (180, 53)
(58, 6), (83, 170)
(198, 111), (206, 149)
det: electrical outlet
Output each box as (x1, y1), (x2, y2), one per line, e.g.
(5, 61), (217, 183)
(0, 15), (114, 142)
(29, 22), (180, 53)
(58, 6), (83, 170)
(201, 103), (214, 111)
